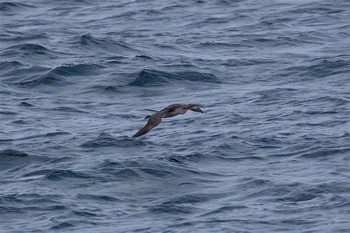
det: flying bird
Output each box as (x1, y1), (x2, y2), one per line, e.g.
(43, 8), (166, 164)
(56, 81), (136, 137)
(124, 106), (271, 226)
(132, 103), (204, 137)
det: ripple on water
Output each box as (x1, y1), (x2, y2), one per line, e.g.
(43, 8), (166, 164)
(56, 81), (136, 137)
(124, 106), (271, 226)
(77, 193), (121, 202)
(1, 0), (350, 232)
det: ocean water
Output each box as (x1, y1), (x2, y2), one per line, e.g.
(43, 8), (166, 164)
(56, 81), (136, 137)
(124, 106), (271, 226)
(1, 0), (350, 232)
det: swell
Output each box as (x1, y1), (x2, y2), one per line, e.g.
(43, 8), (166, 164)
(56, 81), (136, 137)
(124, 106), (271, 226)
(23, 169), (92, 181)
(0, 43), (106, 88)
(0, 2), (35, 12)
(1, 43), (62, 59)
(0, 61), (25, 74)
(0, 149), (29, 158)
(9, 63), (103, 88)
(280, 56), (350, 80)
(128, 69), (220, 87)
(94, 152), (225, 183)
(81, 133), (148, 148)
(78, 34), (138, 55)
(1, 131), (71, 142)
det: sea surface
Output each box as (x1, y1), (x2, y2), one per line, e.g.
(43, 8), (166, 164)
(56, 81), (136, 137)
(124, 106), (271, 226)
(1, 0), (350, 232)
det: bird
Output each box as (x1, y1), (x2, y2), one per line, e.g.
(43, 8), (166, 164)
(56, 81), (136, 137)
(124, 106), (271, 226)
(132, 103), (204, 137)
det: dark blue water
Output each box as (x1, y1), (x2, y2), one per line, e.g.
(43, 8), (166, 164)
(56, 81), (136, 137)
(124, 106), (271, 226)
(1, 0), (350, 232)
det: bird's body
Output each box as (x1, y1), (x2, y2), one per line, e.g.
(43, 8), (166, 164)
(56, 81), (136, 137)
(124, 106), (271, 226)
(132, 104), (204, 137)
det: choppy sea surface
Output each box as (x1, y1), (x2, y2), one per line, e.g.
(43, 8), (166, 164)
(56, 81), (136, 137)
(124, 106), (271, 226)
(1, 0), (350, 232)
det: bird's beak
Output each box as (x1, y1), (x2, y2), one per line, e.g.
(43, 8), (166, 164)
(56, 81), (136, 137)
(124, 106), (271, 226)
(192, 108), (204, 113)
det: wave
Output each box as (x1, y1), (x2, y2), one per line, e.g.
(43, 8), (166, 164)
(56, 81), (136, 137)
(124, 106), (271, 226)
(2, 131), (70, 142)
(84, 84), (122, 94)
(0, 149), (30, 169)
(1, 65), (50, 80)
(273, 181), (349, 203)
(220, 58), (276, 67)
(46, 169), (91, 181)
(14, 74), (67, 87)
(0, 149), (29, 157)
(166, 153), (213, 165)
(128, 69), (220, 87)
(6, 43), (48, 52)
(300, 96), (349, 106)
(0, 110), (18, 116)
(282, 56), (350, 79)
(50, 106), (88, 113)
(23, 169), (91, 181)
(81, 133), (147, 148)
(284, 2), (347, 15)
(50, 222), (75, 230)
(48, 63), (103, 76)
(77, 193), (121, 202)
(252, 88), (299, 104)
(0, 61), (24, 74)
(94, 160), (154, 181)
(0, 193), (66, 213)
(94, 154), (222, 183)
(78, 34), (138, 55)
(0, 2), (35, 12)
(13, 63), (102, 88)
(18, 101), (34, 107)
(96, 160), (141, 180)
(148, 203), (198, 215)
(0, 31), (49, 43)
(1, 43), (61, 59)
(297, 147), (350, 159)
(199, 205), (248, 217)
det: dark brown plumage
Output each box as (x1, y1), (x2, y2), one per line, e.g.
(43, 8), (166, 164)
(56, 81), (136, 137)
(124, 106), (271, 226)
(132, 104), (204, 137)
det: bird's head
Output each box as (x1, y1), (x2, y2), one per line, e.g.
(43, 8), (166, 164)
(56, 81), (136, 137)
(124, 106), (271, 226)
(188, 104), (204, 113)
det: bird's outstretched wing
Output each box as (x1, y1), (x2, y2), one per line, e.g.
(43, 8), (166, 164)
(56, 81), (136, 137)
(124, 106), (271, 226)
(132, 111), (164, 137)
(132, 123), (156, 137)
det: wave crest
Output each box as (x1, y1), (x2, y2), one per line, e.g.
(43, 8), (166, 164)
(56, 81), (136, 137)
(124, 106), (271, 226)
(128, 69), (219, 87)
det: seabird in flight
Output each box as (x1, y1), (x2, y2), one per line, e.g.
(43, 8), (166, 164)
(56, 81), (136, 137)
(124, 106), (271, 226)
(132, 103), (204, 137)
